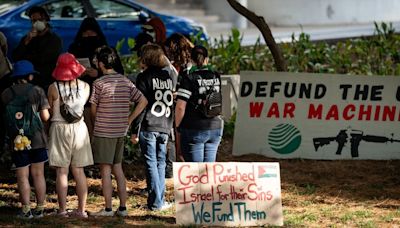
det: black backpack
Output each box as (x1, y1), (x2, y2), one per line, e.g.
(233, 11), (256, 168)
(191, 70), (222, 118)
(4, 85), (43, 139)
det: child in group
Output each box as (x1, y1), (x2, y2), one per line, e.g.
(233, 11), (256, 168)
(1, 60), (50, 219)
(90, 46), (147, 216)
(47, 53), (93, 218)
(130, 44), (175, 211)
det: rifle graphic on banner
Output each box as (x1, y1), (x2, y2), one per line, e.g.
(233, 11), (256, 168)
(313, 129), (400, 157)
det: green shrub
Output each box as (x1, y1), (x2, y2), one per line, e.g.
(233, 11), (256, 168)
(108, 22), (400, 162)
(120, 22), (400, 76)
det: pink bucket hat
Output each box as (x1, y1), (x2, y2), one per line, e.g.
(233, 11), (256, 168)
(52, 53), (85, 81)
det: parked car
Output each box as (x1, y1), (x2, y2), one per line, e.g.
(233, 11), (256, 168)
(0, 0), (207, 57)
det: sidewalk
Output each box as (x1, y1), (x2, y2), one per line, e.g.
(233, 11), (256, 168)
(208, 21), (400, 46)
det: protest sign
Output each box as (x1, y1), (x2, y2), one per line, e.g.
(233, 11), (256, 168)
(233, 71), (400, 159)
(173, 162), (283, 226)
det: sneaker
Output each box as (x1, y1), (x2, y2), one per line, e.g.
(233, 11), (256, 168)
(115, 208), (128, 217)
(56, 211), (69, 218)
(153, 202), (173, 211)
(32, 209), (44, 218)
(90, 209), (114, 217)
(69, 210), (88, 218)
(17, 210), (33, 219)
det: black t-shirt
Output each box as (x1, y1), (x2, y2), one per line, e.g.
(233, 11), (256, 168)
(135, 66), (174, 134)
(176, 66), (223, 130)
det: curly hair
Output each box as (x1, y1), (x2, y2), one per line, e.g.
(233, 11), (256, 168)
(165, 33), (194, 68)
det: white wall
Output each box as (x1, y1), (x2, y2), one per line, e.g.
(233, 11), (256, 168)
(242, 0), (400, 26)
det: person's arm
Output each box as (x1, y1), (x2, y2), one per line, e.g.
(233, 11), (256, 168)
(129, 74), (147, 143)
(175, 99), (187, 129)
(47, 84), (55, 115)
(128, 95), (148, 125)
(91, 103), (97, 120)
(40, 109), (50, 122)
(129, 95), (148, 144)
(89, 80), (100, 121)
(174, 99), (187, 161)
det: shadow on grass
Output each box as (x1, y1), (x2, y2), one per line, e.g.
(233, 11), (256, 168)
(0, 208), (175, 226)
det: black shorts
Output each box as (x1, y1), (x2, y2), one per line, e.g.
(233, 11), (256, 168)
(12, 148), (48, 169)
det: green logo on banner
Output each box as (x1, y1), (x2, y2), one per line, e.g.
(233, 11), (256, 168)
(268, 124), (301, 154)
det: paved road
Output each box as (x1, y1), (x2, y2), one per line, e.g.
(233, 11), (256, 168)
(208, 21), (400, 46)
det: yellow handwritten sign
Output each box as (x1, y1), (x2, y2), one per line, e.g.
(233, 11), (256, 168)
(173, 162), (283, 226)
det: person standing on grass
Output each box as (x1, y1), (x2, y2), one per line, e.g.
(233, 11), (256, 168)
(68, 17), (108, 137)
(90, 46), (148, 217)
(47, 53), (93, 218)
(1, 60), (50, 219)
(130, 44), (175, 211)
(175, 45), (224, 162)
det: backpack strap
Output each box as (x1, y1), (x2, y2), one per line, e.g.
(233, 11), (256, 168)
(188, 69), (218, 111)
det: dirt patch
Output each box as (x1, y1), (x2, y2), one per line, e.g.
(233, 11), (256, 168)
(0, 137), (399, 227)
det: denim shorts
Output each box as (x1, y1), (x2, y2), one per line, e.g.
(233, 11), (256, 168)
(12, 148), (48, 169)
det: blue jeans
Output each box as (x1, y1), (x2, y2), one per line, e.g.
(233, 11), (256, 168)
(139, 131), (169, 210)
(180, 128), (223, 162)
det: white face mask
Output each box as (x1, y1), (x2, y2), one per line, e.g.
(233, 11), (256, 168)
(33, 21), (46, 32)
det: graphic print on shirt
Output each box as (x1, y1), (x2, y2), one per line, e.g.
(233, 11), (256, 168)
(197, 78), (221, 94)
(151, 78), (174, 117)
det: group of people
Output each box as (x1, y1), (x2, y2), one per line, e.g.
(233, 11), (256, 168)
(0, 5), (223, 219)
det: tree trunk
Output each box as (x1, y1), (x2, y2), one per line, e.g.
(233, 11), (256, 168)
(226, 0), (287, 71)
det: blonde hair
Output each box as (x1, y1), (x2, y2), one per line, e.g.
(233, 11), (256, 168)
(140, 44), (168, 68)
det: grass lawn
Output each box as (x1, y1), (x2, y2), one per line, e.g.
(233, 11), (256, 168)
(0, 138), (399, 227)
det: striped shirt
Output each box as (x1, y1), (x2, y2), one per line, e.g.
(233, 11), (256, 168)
(90, 74), (143, 138)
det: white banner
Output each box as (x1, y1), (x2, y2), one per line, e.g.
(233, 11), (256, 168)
(173, 162), (283, 226)
(233, 71), (400, 159)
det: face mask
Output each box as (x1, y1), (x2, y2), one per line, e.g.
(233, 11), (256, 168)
(33, 21), (46, 32)
(82, 36), (101, 45)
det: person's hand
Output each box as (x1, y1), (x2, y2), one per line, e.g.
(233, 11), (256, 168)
(85, 68), (98, 78)
(176, 148), (185, 162)
(130, 134), (139, 144)
(24, 29), (37, 45)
